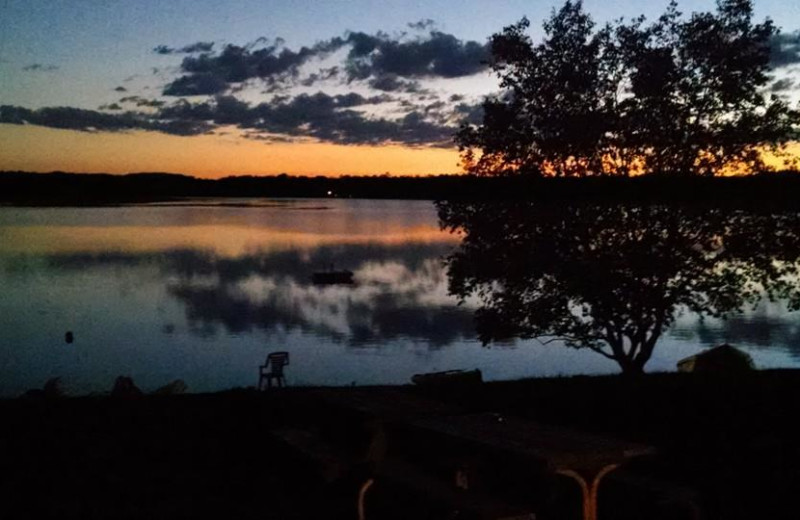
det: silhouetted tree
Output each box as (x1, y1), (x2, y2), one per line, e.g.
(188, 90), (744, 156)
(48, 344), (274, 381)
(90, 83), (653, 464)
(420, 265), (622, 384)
(438, 201), (800, 373)
(457, 0), (800, 177)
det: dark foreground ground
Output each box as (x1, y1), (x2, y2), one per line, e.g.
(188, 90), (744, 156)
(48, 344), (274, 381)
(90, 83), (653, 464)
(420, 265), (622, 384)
(2, 371), (799, 520)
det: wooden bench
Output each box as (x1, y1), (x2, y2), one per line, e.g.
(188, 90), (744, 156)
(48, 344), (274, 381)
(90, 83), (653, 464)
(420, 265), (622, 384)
(271, 426), (536, 520)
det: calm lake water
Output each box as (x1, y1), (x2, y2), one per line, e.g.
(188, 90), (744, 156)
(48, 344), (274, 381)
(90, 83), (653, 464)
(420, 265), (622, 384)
(1, 199), (799, 397)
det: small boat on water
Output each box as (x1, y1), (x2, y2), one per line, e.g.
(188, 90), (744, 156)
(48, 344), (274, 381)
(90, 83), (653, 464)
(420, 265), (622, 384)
(311, 269), (354, 285)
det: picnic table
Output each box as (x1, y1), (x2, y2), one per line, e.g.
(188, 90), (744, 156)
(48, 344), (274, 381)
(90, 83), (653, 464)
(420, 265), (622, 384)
(406, 412), (654, 520)
(304, 389), (655, 520)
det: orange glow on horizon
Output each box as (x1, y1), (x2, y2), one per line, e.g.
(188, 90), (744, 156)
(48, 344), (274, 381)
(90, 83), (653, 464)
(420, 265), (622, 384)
(463, 143), (800, 177)
(0, 124), (463, 178)
(3, 124), (797, 178)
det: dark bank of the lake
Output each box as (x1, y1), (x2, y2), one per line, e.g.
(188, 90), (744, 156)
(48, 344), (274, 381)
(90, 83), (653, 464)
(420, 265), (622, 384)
(2, 370), (799, 520)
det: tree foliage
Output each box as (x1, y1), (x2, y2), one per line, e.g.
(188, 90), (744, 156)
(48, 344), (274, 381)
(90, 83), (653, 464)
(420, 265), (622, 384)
(457, 0), (800, 177)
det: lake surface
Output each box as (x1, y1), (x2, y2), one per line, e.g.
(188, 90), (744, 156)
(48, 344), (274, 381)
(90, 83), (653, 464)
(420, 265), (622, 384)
(1, 199), (799, 397)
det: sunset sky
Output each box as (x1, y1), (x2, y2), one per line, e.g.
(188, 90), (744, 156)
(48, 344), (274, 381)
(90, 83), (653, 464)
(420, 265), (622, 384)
(1, 0), (799, 177)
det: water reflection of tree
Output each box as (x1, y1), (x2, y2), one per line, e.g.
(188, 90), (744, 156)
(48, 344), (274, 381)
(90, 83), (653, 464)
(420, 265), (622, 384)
(437, 201), (800, 374)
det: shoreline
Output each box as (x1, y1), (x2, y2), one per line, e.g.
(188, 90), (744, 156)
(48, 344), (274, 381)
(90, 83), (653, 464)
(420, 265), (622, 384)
(6, 366), (800, 401)
(5, 170), (800, 206)
(4, 370), (800, 518)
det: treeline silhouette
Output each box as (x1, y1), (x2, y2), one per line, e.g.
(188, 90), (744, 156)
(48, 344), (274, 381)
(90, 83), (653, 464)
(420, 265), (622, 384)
(4, 170), (800, 205)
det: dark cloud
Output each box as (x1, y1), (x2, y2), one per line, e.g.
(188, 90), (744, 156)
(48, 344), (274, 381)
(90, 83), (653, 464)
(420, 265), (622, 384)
(246, 93), (454, 146)
(149, 119), (214, 136)
(454, 102), (484, 125)
(0, 90), (459, 146)
(119, 96), (166, 108)
(242, 132), (294, 143)
(154, 41), (215, 55)
(344, 30), (489, 80)
(210, 95), (254, 125)
(771, 32), (800, 68)
(162, 39), (342, 95)
(4, 27), (488, 146)
(155, 92), (452, 146)
(163, 72), (229, 96)
(0, 104), (213, 136)
(408, 19), (436, 31)
(368, 74), (422, 92)
(425, 100), (447, 112)
(299, 66), (340, 86)
(771, 78), (795, 92)
(161, 29), (489, 96)
(22, 63), (58, 72)
(327, 93), (394, 107)
(179, 41), (215, 53)
(0, 105), (145, 131)
(157, 98), (217, 122)
(331, 92), (368, 107)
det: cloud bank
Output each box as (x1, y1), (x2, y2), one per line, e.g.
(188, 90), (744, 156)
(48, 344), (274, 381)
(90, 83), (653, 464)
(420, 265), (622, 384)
(160, 29), (490, 96)
(1, 91), (481, 146)
(8, 20), (798, 151)
(771, 32), (800, 68)
(0, 105), (213, 136)
(154, 41), (215, 55)
(22, 63), (59, 72)
(0, 24), (510, 148)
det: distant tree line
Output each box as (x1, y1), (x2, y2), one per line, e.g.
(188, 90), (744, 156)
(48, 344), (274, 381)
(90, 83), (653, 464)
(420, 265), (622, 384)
(5, 170), (800, 205)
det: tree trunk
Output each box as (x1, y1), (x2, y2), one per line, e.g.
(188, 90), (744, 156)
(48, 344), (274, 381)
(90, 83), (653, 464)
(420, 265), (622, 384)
(618, 363), (645, 376)
(615, 350), (647, 375)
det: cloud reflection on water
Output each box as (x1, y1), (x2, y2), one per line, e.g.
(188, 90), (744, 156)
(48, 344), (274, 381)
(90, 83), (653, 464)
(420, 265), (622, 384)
(39, 242), (477, 347)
